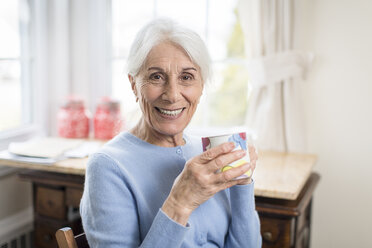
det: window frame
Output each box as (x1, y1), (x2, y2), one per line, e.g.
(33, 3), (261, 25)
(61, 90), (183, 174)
(0, 0), (32, 135)
(0, 0), (48, 176)
(0, 0), (35, 141)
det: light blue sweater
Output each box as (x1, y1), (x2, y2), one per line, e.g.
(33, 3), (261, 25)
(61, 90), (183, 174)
(80, 132), (262, 247)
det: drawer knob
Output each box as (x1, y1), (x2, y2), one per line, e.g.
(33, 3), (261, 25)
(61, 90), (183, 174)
(263, 231), (273, 241)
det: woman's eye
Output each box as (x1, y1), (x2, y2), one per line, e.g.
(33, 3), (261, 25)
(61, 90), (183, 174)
(149, 74), (163, 81)
(181, 74), (194, 81)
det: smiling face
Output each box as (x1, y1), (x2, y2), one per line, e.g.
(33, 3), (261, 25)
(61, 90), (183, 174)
(130, 41), (203, 145)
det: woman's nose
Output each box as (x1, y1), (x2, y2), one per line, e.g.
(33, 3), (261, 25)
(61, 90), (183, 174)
(162, 77), (180, 103)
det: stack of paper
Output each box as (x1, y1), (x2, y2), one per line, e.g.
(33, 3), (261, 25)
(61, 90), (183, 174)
(0, 137), (102, 165)
(9, 137), (84, 158)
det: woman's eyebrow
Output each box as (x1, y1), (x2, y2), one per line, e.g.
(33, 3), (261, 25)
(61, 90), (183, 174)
(147, 66), (197, 72)
(182, 67), (197, 72)
(148, 67), (164, 72)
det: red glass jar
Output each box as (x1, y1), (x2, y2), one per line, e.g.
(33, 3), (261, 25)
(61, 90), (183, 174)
(94, 97), (124, 140)
(57, 97), (90, 138)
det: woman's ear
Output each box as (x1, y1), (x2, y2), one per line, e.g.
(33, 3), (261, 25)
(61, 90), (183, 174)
(128, 74), (139, 102)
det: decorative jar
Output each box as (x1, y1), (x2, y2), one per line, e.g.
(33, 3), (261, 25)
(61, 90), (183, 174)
(94, 97), (123, 140)
(57, 97), (90, 138)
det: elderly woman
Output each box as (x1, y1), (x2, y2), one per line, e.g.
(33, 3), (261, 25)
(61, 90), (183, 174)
(80, 19), (262, 247)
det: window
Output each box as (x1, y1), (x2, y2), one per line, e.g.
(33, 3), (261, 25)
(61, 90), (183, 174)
(111, 0), (249, 130)
(0, 0), (32, 133)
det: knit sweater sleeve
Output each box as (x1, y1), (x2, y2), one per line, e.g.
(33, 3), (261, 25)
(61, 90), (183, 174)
(80, 153), (189, 248)
(224, 181), (262, 248)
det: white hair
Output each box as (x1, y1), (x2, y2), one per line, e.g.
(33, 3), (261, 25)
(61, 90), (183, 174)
(127, 18), (212, 83)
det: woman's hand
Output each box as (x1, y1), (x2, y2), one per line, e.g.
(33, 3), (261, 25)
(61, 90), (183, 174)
(161, 142), (258, 226)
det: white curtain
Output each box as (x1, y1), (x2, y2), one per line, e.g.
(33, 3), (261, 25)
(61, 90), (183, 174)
(238, 0), (313, 152)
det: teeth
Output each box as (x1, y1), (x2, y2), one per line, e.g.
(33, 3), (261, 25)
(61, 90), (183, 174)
(158, 108), (183, 116)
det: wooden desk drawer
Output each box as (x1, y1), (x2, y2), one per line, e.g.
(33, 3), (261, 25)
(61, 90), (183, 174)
(260, 216), (292, 248)
(36, 186), (66, 220)
(66, 187), (83, 207)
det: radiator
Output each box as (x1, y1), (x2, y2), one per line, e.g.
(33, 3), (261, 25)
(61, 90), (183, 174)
(0, 207), (33, 248)
(0, 231), (33, 248)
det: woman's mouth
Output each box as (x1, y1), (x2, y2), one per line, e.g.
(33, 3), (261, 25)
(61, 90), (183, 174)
(155, 107), (185, 118)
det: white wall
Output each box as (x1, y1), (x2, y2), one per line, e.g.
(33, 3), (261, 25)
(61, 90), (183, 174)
(0, 174), (31, 220)
(294, 0), (372, 247)
(0, 131), (35, 223)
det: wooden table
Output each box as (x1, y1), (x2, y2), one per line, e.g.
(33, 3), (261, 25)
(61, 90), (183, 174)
(0, 150), (319, 248)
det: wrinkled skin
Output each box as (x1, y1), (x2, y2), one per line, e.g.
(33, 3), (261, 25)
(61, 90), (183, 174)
(129, 41), (202, 147)
(129, 41), (258, 226)
(163, 142), (258, 225)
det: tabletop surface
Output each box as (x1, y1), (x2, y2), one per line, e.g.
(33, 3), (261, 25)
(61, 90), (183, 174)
(254, 150), (317, 200)
(0, 148), (317, 200)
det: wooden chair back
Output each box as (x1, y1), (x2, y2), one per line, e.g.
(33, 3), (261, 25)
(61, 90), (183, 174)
(56, 227), (89, 248)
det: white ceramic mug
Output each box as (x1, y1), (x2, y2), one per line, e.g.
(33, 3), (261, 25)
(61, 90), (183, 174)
(202, 132), (251, 179)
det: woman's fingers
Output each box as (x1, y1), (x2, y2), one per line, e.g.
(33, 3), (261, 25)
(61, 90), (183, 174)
(214, 162), (251, 184)
(247, 145), (258, 174)
(218, 171), (252, 189)
(248, 144), (258, 161)
(199, 142), (235, 163)
(168, 142), (257, 214)
(206, 149), (247, 173)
